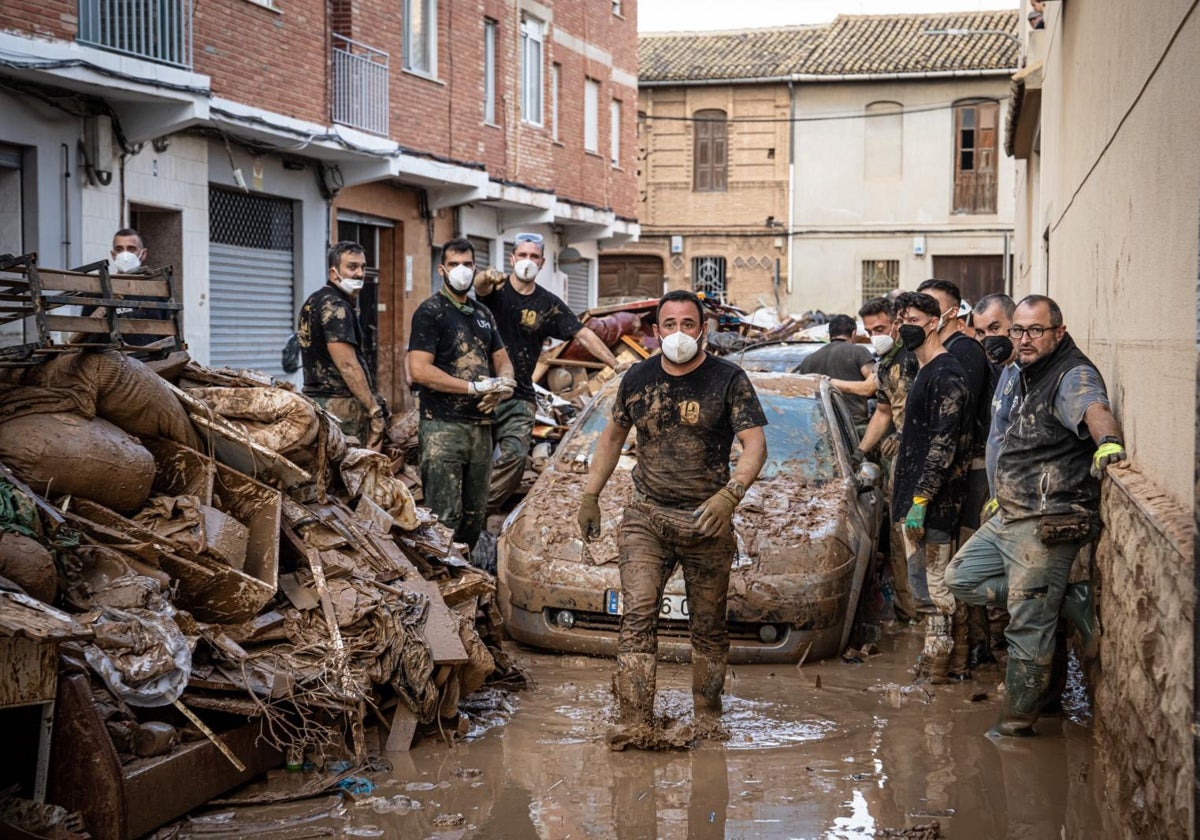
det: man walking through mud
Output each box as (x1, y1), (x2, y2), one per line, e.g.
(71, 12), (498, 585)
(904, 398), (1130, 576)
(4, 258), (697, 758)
(298, 241), (388, 449)
(577, 289), (767, 747)
(408, 238), (516, 551)
(474, 232), (621, 510)
(890, 291), (973, 684)
(945, 295), (1125, 736)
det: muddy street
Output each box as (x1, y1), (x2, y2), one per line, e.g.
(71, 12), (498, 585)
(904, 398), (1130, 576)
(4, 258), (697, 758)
(180, 624), (1116, 839)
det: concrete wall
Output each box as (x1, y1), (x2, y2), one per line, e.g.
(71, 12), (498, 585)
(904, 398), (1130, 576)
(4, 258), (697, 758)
(790, 76), (1015, 314)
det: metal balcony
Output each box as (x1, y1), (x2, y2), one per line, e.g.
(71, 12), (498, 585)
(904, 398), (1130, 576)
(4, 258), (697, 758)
(332, 34), (389, 136)
(78, 0), (193, 69)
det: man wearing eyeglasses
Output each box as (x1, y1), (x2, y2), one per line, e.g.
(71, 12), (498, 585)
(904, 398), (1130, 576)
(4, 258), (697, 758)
(475, 232), (622, 510)
(945, 295), (1126, 737)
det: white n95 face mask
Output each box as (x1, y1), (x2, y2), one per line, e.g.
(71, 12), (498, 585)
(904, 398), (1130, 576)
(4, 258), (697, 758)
(336, 275), (364, 294)
(514, 259), (539, 281)
(113, 252), (141, 273)
(871, 334), (895, 356)
(661, 331), (699, 364)
(446, 264), (475, 292)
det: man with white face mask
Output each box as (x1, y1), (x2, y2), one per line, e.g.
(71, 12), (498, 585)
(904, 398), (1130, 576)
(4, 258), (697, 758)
(474, 232), (620, 510)
(578, 289), (768, 746)
(298, 241), (386, 449)
(77, 228), (169, 349)
(408, 238), (515, 551)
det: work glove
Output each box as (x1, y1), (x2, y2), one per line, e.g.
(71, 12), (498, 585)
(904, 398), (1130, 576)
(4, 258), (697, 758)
(692, 487), (740, 538)
(1091, 440), (1126, 479)
(613, 360), (634, 373)
(367, 405), (387, 450)
(879, 432), (901, 459)
(469, 376), (517, 398)
(477, 391), (507, 414)
(903, 497), (928, 542)
(578, 492), (602, 541)
(981, 497), (999, 523)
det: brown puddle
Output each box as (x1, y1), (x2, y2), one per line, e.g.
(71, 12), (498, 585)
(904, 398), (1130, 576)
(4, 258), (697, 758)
(184, 624), (1118, 838)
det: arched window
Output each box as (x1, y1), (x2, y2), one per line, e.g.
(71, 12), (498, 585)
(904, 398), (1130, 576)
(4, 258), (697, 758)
(865, 101), (903, 180)
(693, 109), (727, 192)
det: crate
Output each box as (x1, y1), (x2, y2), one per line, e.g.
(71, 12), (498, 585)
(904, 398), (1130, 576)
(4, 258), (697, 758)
(0, 252), (184, 364)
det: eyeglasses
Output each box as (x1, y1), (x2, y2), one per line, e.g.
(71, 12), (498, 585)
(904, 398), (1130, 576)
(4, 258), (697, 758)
(1007, 325), (1054, 339)
(514, 233), (544, 245)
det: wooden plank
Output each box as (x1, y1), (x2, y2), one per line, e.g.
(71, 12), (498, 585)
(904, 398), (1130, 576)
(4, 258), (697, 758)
(543, 357), (606, 370)
(44, 315), (178, 336)
(31, 271), (171, 297)
(620, 334), (651, 359)
(384, 703), (418, 752)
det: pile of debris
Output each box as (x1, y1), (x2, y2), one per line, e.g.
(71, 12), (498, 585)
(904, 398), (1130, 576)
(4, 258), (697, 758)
(0, 347), (520, 839)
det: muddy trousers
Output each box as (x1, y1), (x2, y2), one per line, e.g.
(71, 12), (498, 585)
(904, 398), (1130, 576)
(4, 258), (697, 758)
(311, 395), (370, 447)
(944, 516), (1089, 733)
(905, 532), (967, 682)
(882, 454), (918, 622)
(614, 499), (736, 724)
(417, 417), (492, 550)
(487, 397), (536, 511)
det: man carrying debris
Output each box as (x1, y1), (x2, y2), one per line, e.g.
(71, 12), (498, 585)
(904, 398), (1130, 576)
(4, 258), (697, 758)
(408, 238), (516, 551)
(298, 241), (387, 449)
(946, 295), (1124, 736)
(577, 289), (767, 745)
(474, 232), (621, 510)
(890, 291), (973, 684)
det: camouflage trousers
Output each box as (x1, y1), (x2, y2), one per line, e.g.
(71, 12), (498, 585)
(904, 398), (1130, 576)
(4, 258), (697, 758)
(311, 395), (369, 447)
(616, 496), (737, 660)
(487, 396), (536, 510)
(418, 417), (492, 550)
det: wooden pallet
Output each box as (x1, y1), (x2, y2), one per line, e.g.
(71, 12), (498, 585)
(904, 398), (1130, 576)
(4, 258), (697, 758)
(0, 252), (184, 364)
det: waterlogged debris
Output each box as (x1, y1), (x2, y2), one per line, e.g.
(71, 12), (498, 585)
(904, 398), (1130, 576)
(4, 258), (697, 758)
(879, 822), (944, 839)
(453, 768), (483, 780)
(355, 794), (421, 814)
(433, 813), (466, 827)
(343, 827), (385, 838)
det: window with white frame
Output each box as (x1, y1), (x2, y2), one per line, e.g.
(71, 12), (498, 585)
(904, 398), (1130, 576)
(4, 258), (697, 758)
(612, 0), (622, 15)
(584, 78), (599, 153)
(610, 99), (621, 166)
(403, 0), (435, 75)
(550, 63), (561, 141)
(520, 16), (544, 125)
(483, 19), (497, 124)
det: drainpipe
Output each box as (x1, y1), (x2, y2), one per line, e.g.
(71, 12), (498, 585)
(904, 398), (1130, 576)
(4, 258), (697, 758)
(61, 143), (71, 266)
(1003, 230), (1011, 294)
(786, 80), (795, 298)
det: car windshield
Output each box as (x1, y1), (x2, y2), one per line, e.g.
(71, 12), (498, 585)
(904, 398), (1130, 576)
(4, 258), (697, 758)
(556, 388), (839, 482)
(730, 343), (823, 372)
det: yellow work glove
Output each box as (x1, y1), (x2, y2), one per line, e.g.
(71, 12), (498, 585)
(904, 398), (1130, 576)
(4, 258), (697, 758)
(981, 497), (999, 522)
(692, 487), (740, 538)
(1091, 440), (1126, 479)
(578, 492), (602, 541)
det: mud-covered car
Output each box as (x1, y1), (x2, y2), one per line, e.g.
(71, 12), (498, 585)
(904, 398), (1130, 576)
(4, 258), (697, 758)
(724, 340), (824, 372)
(496, 372), (883, 664)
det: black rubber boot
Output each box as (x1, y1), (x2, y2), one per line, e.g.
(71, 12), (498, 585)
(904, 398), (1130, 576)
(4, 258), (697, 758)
(1060, 581), (1098, 660)
(990, 658), (1051, 737)
(1041, 623), (1070, 715)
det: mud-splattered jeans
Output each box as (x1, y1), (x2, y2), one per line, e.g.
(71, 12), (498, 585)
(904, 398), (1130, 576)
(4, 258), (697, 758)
(487, 397), (536, 510)
(418, 417), (492, 550)
(616, 497), (737, 660)
(902, 528), (949, 614)
(312, 395), (369, 446)
(944, 516), (1086, 664)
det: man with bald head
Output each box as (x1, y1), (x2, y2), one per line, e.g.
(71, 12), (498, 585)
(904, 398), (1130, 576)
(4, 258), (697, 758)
(945, 295), (1126, 737)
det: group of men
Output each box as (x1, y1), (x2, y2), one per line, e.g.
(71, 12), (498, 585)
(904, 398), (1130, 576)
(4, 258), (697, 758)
(824, 281), (1126, 737)
(299, 234), (619, 552)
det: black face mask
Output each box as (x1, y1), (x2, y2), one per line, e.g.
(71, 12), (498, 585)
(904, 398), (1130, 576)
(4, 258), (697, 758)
(982, 334), (1014, 364)
(898, 323), (929, 352)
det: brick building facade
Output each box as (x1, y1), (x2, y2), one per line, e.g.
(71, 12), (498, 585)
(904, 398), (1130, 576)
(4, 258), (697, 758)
(0, 0), (638, 407)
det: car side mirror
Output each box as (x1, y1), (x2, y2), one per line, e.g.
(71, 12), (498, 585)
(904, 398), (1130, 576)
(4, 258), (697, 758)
(856, 461), (881, 493)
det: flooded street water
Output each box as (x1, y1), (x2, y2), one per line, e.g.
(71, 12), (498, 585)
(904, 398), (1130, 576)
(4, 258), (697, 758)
(182, 624), (1116, 839)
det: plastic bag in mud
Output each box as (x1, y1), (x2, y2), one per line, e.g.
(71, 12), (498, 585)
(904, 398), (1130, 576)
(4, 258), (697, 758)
(24, 351), (199, 449)
(0, 412), (155, 514)
(82, 605), (191, 707)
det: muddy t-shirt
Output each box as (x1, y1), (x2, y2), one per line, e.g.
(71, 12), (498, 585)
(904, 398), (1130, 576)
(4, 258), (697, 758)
(298, 284), (373, 397)
(876, 346), (919, 432)
(891, 352), (972, 533)
(611, 353), (767, 509)
(944, 331), (991, 458)
(408, 291), (504, 424)
(479, 282), (583, 402)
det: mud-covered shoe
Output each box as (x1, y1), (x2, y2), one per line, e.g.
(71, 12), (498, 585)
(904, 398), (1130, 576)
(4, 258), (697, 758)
(989, 658), (1051, 737)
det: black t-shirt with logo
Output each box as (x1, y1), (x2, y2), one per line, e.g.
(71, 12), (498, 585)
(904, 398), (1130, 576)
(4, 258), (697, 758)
(298, 284), (373, 397)
(480, 282), (584, 402)
(611, 353), (767, 508)
(407, 291), (505, 424)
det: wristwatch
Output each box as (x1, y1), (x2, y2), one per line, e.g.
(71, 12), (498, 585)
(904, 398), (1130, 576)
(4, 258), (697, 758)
(725, 480), (746, 501)
(1098, 435), (1123, 447)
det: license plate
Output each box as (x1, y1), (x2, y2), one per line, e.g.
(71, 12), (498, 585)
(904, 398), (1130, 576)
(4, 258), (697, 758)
(605, 590), (689, 620)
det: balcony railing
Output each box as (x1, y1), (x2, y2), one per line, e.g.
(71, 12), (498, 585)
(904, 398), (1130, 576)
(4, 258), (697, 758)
(332, 34), (389, 136)
(78, 0), (193, 69)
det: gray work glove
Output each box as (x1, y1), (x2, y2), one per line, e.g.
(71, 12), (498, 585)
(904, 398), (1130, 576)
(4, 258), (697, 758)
(468, 376), (517, 397)
(879, 432), (901, 459)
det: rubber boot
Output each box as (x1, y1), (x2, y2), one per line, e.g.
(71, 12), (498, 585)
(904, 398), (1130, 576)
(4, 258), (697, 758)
(990, 658), (1052, 737)
(691, 652), (726, 727)
(1040, 622), (1069, 715)
(967, 604), (995, 668)
(1060, 581), (1098, 660)
(613, 653), (657, 726)
(923, 614), (953, 685)
(949, 603), (970, 679)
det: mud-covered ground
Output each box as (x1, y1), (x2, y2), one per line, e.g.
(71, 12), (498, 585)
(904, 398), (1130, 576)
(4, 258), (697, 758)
(176, 624), (1117, 839)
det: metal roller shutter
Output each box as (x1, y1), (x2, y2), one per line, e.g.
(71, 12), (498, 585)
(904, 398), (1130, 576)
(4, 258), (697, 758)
(208, 188), (295, 377)
(563, 258), (591, 315)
